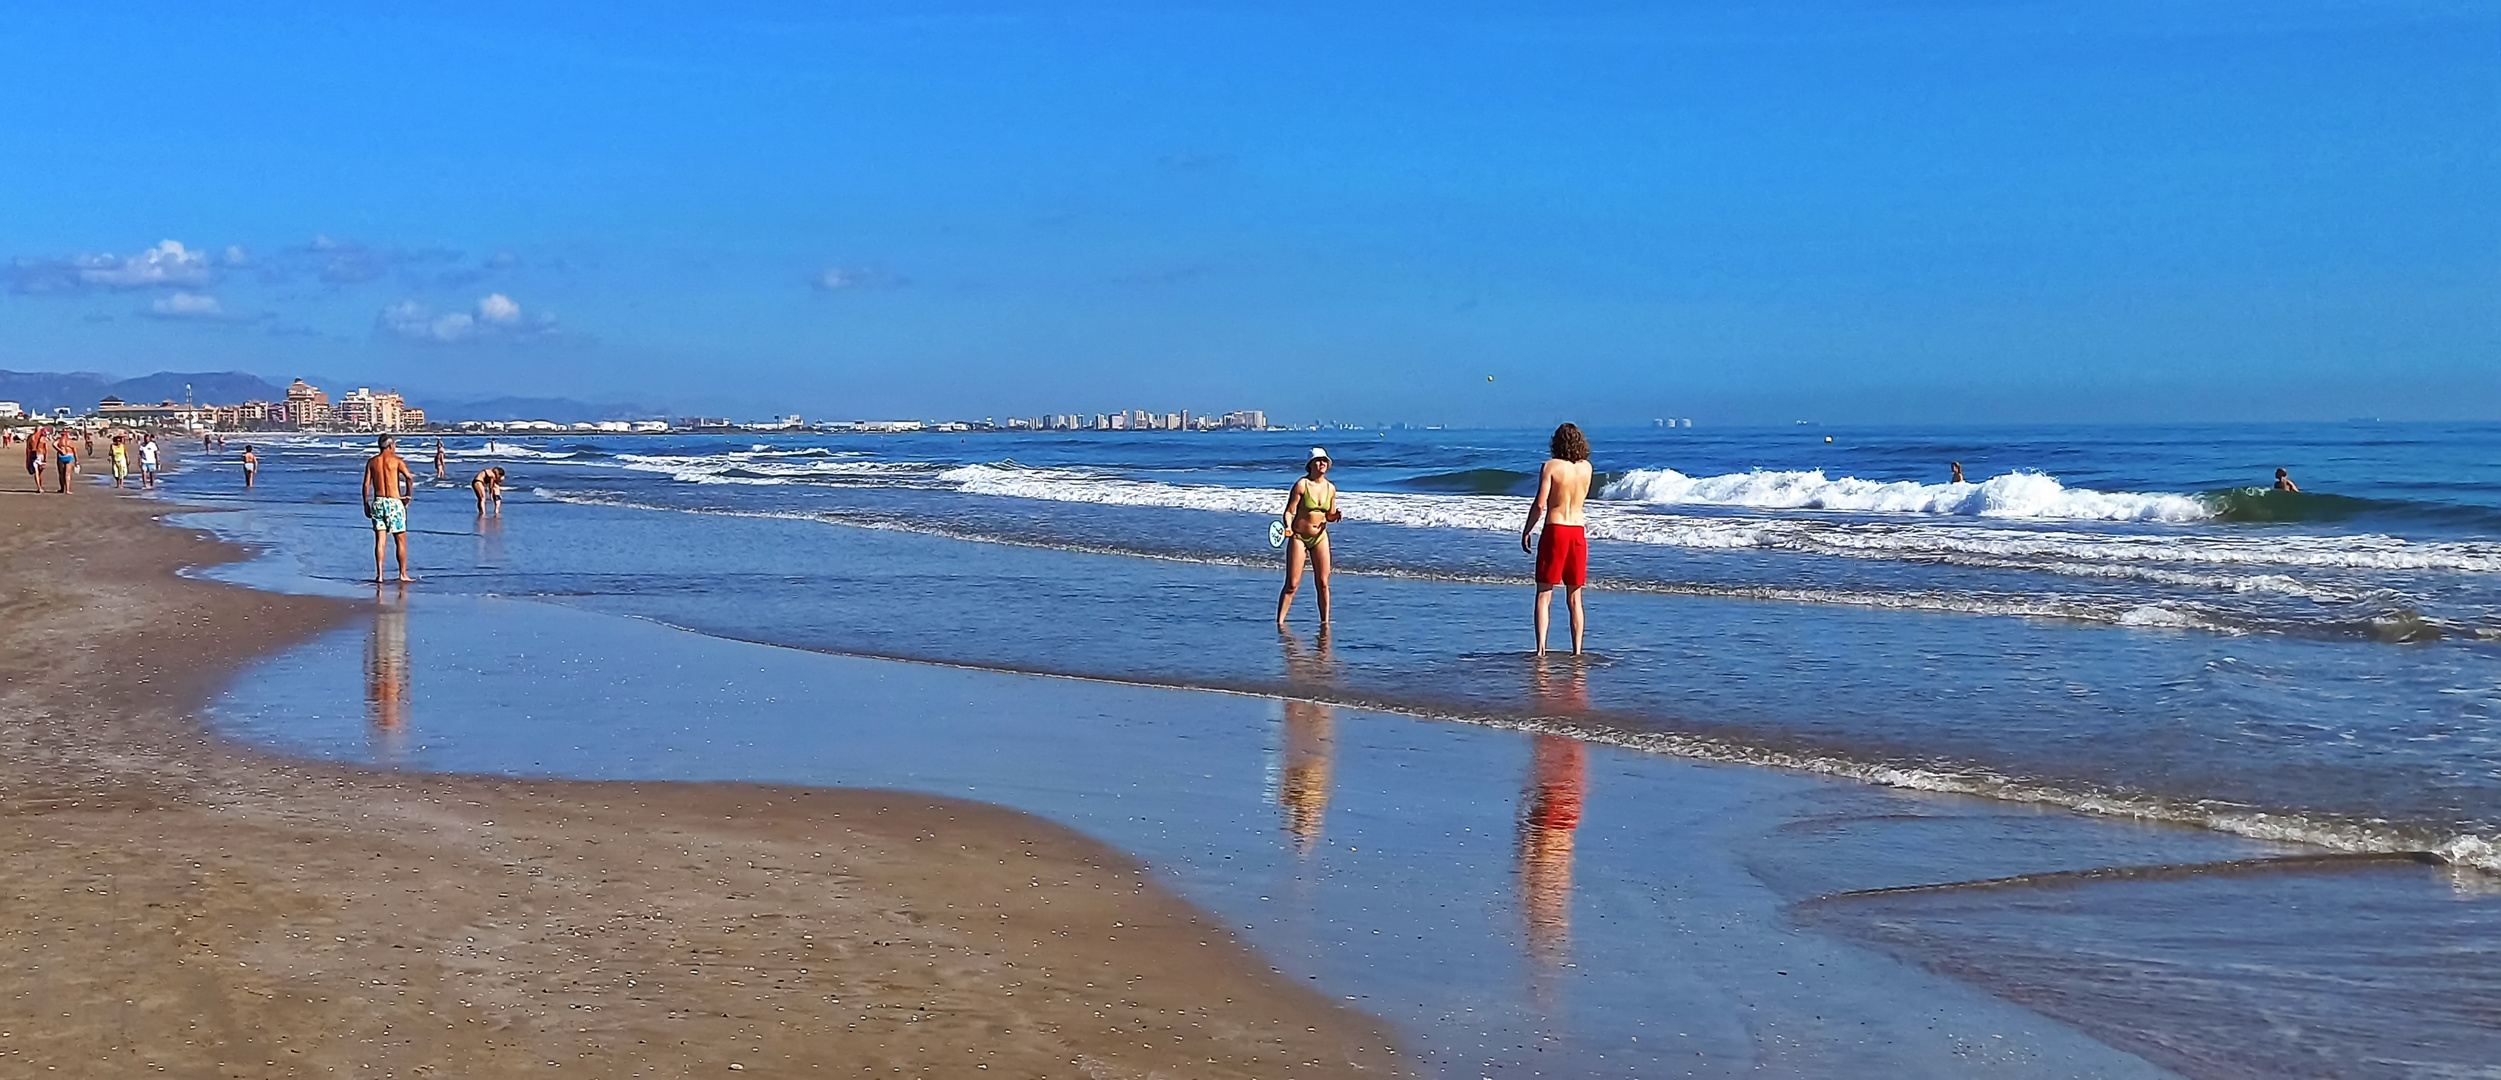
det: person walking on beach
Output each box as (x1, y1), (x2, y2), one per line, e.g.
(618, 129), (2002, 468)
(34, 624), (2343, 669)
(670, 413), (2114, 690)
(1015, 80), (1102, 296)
(364, 435), (417, 583)
(241, 445), (259, 489)
(433, 438), (448, 480)
(24, 427), (44, 492)
(53, 430), (77, 494)
(2274, 468), (2300, 493)
(109, 433), (129, 489)
(1275, 448), (1341, 628)
(1522, 423), (1593, 655)
(471, 466), (506, 514)
(138, 434), (159, 488)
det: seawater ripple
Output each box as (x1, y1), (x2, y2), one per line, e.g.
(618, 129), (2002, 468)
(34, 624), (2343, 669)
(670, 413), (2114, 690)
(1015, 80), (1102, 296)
(512, 598), (2501, 876)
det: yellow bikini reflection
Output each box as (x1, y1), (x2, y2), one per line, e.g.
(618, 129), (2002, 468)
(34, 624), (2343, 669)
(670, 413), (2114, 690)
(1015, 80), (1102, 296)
(1519, 658), (1590, 1003)
(366, 584), (411, 763)
(1277, 628), (1336, 854)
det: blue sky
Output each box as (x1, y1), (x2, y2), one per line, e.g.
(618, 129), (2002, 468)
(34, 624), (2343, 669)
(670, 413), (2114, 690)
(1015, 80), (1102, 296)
(2, 1), (2493, 424)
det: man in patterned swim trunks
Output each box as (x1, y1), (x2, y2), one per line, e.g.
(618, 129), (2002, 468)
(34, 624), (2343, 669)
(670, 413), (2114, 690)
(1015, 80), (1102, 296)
(362, 433), (418, 583)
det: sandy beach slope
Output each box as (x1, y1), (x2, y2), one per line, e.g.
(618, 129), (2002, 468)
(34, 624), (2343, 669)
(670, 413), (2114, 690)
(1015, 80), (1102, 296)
(0, 485), (1407, 1078)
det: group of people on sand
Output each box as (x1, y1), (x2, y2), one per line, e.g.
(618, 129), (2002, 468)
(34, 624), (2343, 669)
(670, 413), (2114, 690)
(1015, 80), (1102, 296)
(352, 434), (506, 583)
(11, 425), (159, 493)
(1278, 422), (1596, 656)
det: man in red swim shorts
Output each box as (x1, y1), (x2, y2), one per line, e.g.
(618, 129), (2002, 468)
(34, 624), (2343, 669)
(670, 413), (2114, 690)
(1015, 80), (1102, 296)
(1521, 423), (1593, 655)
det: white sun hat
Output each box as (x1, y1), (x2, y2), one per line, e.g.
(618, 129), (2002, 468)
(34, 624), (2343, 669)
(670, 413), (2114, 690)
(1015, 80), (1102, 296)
(1307, 446), (1330, 463)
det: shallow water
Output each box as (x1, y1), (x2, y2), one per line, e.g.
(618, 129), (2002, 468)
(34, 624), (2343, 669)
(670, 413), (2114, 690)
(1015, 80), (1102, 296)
(165, 422), (2501, 1076)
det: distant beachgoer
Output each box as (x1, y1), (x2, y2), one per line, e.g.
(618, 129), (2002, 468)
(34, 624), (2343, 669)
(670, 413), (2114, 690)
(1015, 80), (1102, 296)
(109, 434), (129, 488)
(81, 431), (94, 457)
(24, 428), (43, 492)
(138, 435), (159, 487)
(433, 438), (448, 479)
(364, 434), (417, 583)
(471, 466), (506, 514)
(1949, 461), (1966, 484)
(241, 445), (258, 489)
(2274, 468), (2300, 493)
(1522, 423), (1593, 655)
(54, 432), (77, 494)
(1275, 448), (1340, 628)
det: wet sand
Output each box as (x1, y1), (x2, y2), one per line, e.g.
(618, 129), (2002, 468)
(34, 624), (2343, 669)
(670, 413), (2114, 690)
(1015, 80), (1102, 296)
(0, 485), (1407, 1077)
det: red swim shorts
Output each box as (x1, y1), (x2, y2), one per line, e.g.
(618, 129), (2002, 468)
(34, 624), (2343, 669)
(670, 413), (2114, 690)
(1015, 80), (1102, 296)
(1535, 523), (1587, 589)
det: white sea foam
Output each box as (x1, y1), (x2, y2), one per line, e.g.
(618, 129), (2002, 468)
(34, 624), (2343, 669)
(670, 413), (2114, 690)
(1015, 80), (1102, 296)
(609, 450), (944, 486)
(1602, 467), (2212, 523)
(935, 464), (2501, 575)
(504, 452), (2501, 578)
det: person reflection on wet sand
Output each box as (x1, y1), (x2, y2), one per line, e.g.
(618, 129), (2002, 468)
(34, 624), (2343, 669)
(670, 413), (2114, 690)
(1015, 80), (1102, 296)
(1276, 628), (1337, 855)
(1519, 657), (1591, 1007)
(474, 508), (505, 570)
(1530, 653), (1592, 715)
(366, 584), (412, 763)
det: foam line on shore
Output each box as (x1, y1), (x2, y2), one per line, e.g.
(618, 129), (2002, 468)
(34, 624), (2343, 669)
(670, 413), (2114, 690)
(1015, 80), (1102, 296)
(528, 488), (2483, 642)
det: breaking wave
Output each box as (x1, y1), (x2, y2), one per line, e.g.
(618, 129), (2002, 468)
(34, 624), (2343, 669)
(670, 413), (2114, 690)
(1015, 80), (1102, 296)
(933, 464), (2501, 576)
(1602, 467), (2212, 523)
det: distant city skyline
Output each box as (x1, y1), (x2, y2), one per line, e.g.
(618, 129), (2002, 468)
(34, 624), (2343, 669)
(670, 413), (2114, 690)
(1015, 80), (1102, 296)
(1, 3), (2493, 425)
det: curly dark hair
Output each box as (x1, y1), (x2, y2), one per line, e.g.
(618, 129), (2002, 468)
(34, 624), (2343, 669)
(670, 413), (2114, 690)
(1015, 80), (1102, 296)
(1549, 423), (1589, 463)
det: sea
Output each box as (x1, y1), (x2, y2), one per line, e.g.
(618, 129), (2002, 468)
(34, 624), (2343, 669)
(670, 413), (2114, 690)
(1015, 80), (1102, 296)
(181, 421), (2501, 1078)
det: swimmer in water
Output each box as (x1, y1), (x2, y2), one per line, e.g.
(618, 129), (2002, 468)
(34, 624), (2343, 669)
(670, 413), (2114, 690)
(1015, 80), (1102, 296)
(2274, 468), (2299, 492)
(1275, 448), (1340, 628)
(1949, 461), (1966, 484)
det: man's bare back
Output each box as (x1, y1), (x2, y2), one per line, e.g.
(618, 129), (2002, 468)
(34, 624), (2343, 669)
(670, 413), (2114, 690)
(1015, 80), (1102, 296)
(364, 451), (412, 506)
(1536, 458), (1591, 527)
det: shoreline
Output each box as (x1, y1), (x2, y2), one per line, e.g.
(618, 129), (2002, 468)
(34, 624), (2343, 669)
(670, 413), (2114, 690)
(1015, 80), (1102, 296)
(0, 486), (1407, 1076)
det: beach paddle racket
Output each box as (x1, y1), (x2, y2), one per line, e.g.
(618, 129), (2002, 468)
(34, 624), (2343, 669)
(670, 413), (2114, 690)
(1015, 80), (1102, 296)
(1269, 520), (1287, 548)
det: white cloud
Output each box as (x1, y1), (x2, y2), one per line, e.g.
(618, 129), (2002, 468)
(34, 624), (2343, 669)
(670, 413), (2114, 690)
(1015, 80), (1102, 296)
(221, 245), (249, 266)
(148, 291), (225, 319)
(812, 266), (905, 291)
(379, 294), (556, 345)
(78, 240), (214, 288)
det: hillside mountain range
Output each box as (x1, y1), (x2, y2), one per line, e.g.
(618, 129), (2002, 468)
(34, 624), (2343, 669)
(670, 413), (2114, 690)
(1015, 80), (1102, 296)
(0, 370), (294, 415)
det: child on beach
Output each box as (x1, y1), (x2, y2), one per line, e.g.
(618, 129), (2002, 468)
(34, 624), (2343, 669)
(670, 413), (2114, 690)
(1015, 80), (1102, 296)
(1276, 448), (1341, 628)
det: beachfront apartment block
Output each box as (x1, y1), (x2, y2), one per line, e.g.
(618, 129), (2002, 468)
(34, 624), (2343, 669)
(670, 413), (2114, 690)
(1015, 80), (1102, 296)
(187, 379), (429, 432)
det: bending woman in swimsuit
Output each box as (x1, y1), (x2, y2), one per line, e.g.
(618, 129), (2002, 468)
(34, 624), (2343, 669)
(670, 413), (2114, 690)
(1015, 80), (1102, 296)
(1276, 447), (1341, 628)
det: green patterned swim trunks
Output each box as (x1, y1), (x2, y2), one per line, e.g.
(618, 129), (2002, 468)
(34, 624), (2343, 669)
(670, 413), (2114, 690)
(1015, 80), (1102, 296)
(368, 496), (407, 535)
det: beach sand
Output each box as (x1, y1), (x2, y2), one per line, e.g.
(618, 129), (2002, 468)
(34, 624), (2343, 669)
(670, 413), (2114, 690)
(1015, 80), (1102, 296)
(0, 487), (1407, 1077)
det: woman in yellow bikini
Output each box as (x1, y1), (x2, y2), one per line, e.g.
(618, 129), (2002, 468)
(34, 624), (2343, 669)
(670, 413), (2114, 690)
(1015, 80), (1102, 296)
(1276, 447), (1342, 627)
